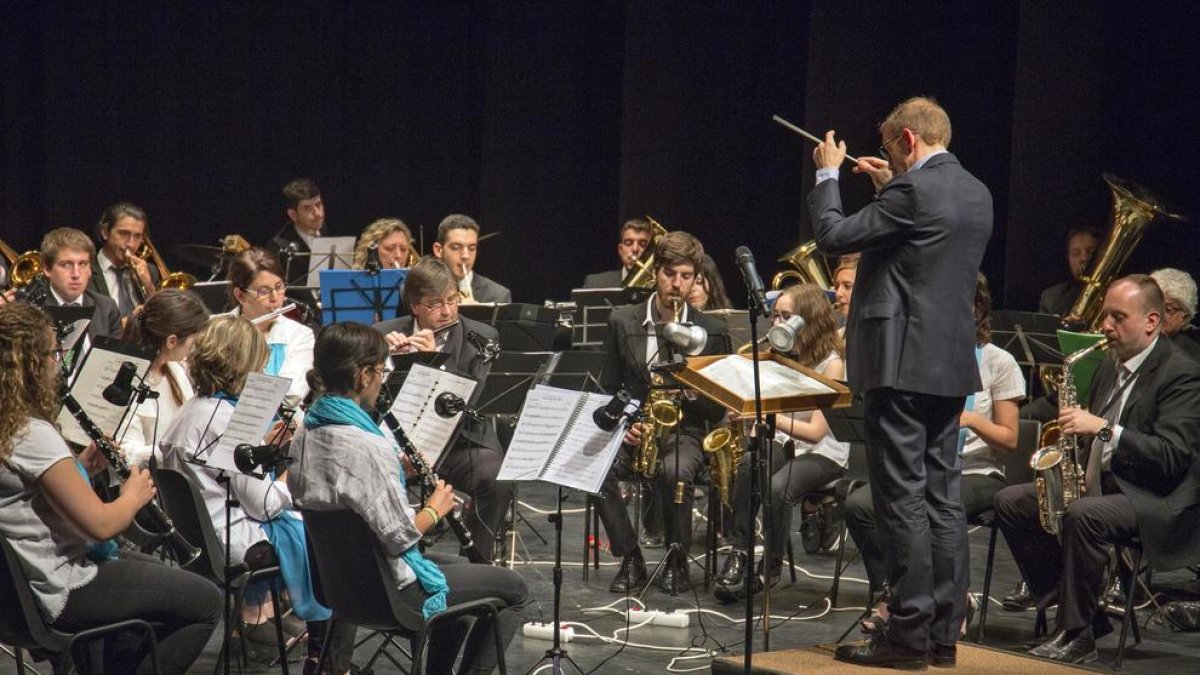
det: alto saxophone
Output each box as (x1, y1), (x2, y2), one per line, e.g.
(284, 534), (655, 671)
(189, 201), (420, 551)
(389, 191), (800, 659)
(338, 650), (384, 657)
(1030, 339), (1110, 536)
(633, 297), (684, 478)
(702, 420), (745, 507)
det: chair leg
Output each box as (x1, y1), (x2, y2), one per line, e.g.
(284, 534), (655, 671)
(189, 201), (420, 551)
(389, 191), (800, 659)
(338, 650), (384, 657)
(490, 605), (508, 675)
(829, 522), (846, 608)
(315, 616), (336, 675)
(14, 646), (28, 675)
(1115, 546), (1144, 671)
(976, 525), (999, 644)
(786, 538), (797, 583)
(269, 579), (290, 675)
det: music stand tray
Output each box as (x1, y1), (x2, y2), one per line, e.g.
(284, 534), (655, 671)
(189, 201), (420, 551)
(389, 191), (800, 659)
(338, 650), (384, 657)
(674, 353), (852, 416)
(319, 269), (407, 325)
(474, 351), (558, 417)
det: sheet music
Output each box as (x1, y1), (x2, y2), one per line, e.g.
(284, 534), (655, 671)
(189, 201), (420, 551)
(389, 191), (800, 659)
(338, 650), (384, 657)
(305, 236), (357, 288)
(388, 363), (478, 467)
(699, 354), (835, 399)
(57, 346), (152, 447)
(539, 391), (626, 494)
(206, 372), (292, 473)
(497, 386), (579, 482)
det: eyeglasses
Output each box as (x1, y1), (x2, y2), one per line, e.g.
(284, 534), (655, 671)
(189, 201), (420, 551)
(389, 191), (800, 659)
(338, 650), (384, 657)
(244, 283), (287, 300)
(1164, 303), (1185, 317)
(770, 310), (794, 323)
(878, 132), (904, 161)
(372, 361), (395, 378)
(413, 295), (462, 312)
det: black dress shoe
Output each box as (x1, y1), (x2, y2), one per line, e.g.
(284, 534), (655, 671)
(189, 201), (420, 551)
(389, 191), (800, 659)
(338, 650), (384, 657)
(1164, 600), (1200, 631)
(835, 632), (928, 670)
(1028, 631), (1098, 664)
(1002, 580), (1034, 611)
(715, 549), (747, 587)
(656, 560), (693, 596)
(608, 551), (648, 594)
(929, 644), (956, 668)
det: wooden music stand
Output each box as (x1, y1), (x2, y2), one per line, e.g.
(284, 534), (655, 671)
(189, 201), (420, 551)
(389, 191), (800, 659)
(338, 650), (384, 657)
(674, 352), (852, 416)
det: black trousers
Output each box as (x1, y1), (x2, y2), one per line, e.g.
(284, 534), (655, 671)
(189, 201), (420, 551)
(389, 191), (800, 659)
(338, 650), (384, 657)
(862, 387), (968, 651)
(995, 481), (1137, 634)
(437, 443), (513, 563)
(846, 473), (1006, 591)
(656, 431), (707, 557)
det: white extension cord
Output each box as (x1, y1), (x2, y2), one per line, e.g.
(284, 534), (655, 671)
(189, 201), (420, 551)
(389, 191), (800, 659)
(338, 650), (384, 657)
(627, 609), (690, 629)
(522, 622), (575, 642)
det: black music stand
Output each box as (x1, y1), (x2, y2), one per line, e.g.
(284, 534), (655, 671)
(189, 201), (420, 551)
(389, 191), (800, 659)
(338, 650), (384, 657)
(991, 310), (1062, 399)
(189, 280), (232, 314)
(461, 303), (572, 351)
(569, 287), (652, 348)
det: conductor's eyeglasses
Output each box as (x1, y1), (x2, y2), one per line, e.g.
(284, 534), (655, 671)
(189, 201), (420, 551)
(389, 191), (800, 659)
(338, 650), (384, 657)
(879, 133), (904, 161)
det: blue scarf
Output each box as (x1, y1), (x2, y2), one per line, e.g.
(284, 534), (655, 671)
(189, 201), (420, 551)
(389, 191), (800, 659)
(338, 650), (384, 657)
(304, 395), (449, 619)
(266, 343), (287, 377)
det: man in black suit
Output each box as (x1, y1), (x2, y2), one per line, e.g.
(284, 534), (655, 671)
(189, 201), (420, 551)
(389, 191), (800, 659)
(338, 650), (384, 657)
(267, 178), (327, 305)
(41, 228), (123, 340)
(88, 202), (161, 319)
(580, 218), (655, 289)
(1038, 227), (1100, 317)
(811, 97), (993, 668)
(432, 214), (511, 304)
(597, 231), (729, 595)
(997, 275), (1200, 664)
(374, 256), (510, 563)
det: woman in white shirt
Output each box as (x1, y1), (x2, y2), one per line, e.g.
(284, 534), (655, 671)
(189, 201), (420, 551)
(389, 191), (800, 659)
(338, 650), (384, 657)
(713, 283), (849, 603)
(117, 288), (209, 468)
(227, 247), (314, 409)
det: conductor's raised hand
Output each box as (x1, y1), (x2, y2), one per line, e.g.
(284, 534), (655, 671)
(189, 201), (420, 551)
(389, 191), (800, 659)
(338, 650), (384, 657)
(853, 156), (894, 191)
(812, 130), (847, 170)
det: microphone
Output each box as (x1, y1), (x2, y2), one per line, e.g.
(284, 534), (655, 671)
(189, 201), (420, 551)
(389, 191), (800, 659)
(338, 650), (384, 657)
(434, 391), (484, 423)
(234, 443), (290, 475)
(465, 330), (500, 364)
(102, 361), (138, 406)
(735, 246), (769, 310)
(592, 390), (633, 431)
(767, 315), (806, 353)
(365, 242), (381, 274)
(663, 321), (708, 356)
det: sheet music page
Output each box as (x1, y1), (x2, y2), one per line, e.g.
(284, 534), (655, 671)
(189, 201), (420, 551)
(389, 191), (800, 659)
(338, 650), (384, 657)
(497, 385), (579, 482)
(207, 372), (292, 473)
(538, 390), (627, 494)
(56, 347), (152, 447)
(699, 355), (835, 399)
(387, 363), (477, 467)
(306, 236), (357, 288)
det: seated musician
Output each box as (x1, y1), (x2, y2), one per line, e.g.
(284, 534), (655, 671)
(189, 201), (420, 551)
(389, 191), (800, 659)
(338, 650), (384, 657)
(0, 301), (220, 675)
(374, 256), (511, 564)
(39, 227), (123, 340)
(597, 231), (729, 595)
(288, 321), (529, 675)
(713, 282), (848, 603)
(352, 218), (415, 270)
(995, 274), (1200, 664)
(89, 202), (161, 320)
(432, 214), (511, 304)
(833, 253), (858, 334)
(267, 177), (328, 296)
(844, 273), (1024, 631)
(118, 289), (210, 467)
(1150, 267), (1200, 364)
(688, 253), (733, 311)
(226, 247), (315, 410)
(159, 316), (355, 671)
(581, 217), (654, 289)
(1038, 227), (1099, 316)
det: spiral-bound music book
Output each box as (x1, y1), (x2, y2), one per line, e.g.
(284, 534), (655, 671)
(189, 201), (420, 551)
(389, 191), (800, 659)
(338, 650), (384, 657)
(497, 384), (626, 494)
(386, 363), (478, 466)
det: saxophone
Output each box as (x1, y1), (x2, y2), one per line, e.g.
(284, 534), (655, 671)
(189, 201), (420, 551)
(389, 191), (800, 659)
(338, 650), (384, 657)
(702, 421), (745, 507)
(633, 298), (684, 478)
(1030, 339), (1110, 536)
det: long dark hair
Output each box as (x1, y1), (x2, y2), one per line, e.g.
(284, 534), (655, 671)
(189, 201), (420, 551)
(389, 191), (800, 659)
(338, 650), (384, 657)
(311, 322), (390, 398)
(779, 283), (843, 368)
(121, 289), (210, 404)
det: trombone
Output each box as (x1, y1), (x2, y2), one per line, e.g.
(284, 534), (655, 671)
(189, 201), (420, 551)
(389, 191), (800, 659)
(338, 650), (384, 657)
(1, 239), (43, 288)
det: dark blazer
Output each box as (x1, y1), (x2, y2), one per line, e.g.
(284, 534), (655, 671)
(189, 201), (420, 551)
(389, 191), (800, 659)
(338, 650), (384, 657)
(470, 273), (512, 304)
(45, 288), (123, 340)
(810, 152), (992, 398)
(601, 299), (730, 434)
(1039, 279), (1081, 316)
(373, 314), (501, 452)
(1091, 337), (1200, 570)
(1171, 325), (1200, 365)
(88, 252), (161, 300)
(267, 222), (309, 283)
(581, 269), (624, 289)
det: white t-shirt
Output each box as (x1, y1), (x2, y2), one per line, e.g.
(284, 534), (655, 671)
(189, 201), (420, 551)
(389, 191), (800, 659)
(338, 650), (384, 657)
(961, 343), (1027, 477)
(0, 419), (98, 621)
(774, 351), (850, 468)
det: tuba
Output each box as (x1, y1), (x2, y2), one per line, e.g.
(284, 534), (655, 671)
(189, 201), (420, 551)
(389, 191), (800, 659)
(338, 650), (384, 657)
(702, 421), (745, 507)
(1030, 339), (1110, 537)
(622, 216), (669, 290)
(1, 239), (44, 289)
(138, 238), (197, 291)
(771, 240), (832, 290)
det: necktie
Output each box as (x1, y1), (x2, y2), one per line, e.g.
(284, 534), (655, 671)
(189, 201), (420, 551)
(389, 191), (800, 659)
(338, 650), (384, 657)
(1085, 364), (1127, 496)
(115, 267), (136, 315)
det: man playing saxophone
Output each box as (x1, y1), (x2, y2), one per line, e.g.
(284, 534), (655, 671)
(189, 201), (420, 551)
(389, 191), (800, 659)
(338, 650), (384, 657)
(995, 275), (1200, 664)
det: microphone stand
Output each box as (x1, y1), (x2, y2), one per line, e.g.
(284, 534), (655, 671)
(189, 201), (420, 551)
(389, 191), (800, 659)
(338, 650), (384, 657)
(743, 288), (770, 669)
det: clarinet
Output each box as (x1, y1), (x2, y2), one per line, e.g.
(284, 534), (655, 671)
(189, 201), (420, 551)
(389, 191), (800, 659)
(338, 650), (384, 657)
(380, 410), (489, 564)
(60, 393), (202, 566)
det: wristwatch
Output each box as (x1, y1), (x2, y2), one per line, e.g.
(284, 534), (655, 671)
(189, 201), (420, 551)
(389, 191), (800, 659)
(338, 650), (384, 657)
(1096, 424), (1113, 443)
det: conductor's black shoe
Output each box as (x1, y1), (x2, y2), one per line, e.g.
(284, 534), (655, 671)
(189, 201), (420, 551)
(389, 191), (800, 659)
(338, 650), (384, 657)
(608, 551), (647, 594)
(657, 560), (693, 596)
(834, 632), (928, 670)
(1002, 580), (1034, 611)
(929, 644), (956, 668)
(1028, 630), (1098, 664)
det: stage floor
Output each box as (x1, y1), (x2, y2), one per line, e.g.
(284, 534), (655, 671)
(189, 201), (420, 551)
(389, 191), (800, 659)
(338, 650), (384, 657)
(5, 480), (1199, 674)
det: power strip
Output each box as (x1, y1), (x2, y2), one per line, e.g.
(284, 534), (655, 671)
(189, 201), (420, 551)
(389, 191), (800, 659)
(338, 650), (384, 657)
(627, 609), (690, 629)
(522, 622), (575, 642)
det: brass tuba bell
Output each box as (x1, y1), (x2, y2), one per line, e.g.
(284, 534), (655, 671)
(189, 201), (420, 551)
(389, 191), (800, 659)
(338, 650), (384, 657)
(771, 240), (832, 290)
(1, 239), (44, 289)
(622, 216), (669, 290)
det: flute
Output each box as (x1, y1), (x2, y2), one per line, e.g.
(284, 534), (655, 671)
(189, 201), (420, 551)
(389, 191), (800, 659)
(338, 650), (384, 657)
(252, 303), (296, 325)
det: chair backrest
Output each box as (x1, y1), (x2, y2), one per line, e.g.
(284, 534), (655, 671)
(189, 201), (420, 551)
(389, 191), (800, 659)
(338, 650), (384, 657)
(155, 467), (228, 584)
(1005, 419), (1041, 485)
(300, 508), (424, 633)
(0, 537), (69, 653)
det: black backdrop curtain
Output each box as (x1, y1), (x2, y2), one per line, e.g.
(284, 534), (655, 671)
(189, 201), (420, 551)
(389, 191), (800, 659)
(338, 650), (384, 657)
(3, 2), (1198, 310)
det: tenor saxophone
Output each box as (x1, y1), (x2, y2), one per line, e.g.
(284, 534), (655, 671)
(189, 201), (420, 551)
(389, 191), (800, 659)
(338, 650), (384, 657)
(1030, 339), (1110, 536)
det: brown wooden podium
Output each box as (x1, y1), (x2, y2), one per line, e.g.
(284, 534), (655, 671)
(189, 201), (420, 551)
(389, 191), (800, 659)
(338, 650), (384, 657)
(673, 352), (852, 416)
